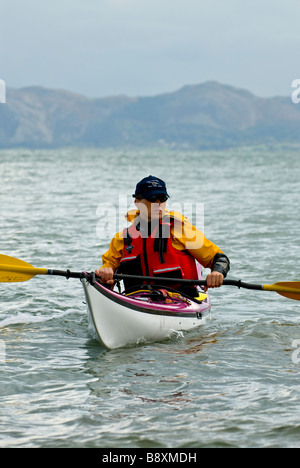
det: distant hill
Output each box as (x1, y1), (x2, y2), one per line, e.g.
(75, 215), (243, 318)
(1, 81), (300, 149)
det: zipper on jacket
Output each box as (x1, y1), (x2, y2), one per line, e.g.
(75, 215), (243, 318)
(143, 237), (150, 277)
(158, 221), (165, 264)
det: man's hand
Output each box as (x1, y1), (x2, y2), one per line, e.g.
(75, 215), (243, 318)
(95, 267), (115, 285)
(204, 271), (224, 292)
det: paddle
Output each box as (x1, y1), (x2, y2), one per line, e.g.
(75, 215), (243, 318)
(0, 254), (83, 282)
(1, 254), (300, 301)
(113, 274), (300, 301)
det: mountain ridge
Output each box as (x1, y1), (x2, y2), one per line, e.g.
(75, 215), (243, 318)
(1, 81), (299, 149)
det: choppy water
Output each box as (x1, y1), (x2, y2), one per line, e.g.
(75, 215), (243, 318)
(0, 147), (300, 448)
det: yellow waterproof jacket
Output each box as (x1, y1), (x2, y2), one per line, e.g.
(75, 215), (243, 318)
(100, 209), (223, 272)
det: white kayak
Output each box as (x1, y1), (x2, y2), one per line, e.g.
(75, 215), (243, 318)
(81, 273), (211, 350)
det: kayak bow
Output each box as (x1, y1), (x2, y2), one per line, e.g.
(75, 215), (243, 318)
(81, 273), (211, 350)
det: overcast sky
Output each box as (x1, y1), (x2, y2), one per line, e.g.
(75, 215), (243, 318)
(1, 0), (299, 98)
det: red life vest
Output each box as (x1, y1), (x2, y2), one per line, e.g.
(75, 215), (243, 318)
(118, 220), (199, 289)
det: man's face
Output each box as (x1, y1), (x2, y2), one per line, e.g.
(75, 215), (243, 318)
(135, 197), (167, 221)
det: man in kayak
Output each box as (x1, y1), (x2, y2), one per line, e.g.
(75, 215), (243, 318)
(95, 175), (230, 295)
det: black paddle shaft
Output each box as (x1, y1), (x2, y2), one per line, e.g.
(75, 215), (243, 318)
(113, 273), (263, 291)
(47, 269), (84, 279)
(49, 269), (263, 291)
(45, 270), (264, 291)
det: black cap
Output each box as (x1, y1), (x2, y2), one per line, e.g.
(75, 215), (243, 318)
(132, 175), (169, 199)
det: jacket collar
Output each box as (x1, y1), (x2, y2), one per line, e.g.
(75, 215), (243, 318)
(125, 209), (185, 225)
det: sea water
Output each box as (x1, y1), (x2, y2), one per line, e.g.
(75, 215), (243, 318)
(0, 147), (300, 448)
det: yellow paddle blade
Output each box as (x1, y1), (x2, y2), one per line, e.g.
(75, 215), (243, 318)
(0, 254), (47, 282)
(263, 282), (300, 301)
